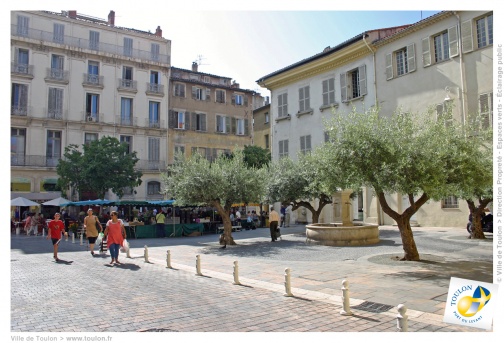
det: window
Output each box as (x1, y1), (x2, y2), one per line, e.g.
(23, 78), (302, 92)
(148, 137), (160, 162)
(149, 101), (160, 128)
(150, 71), (160, 86)
(84, 133), (98, 145)
(216, 115), (230, 133)
(189, 74), (200, 81)
(17, 15), (29, 36)
(15, 48), (29, 74)
(41, 179), (58, 192)
(86, 93), (99, 119)
(48, 88), (64, 119)
(479, 92), (493, 129)
(476, 14), (493, 48)
(300, 135), (312, 154)
(436, 100), (453, 127)
(278, 93), (288, 118)
(174, 83), (185, 97)
(11, 128), (26, 165)
(177, 111), (186, 129)
(386, 44), (416, 80)
(279, 139), (289, 158)
(123, 37), (133, 56)
(89, 31), (99, 50)
(174, 145), (185, 160)
(147, 181), (161, 195)
(192, 86), (209, 101)
(233, 94), (247, 106)
(191, 112), (206, 131)
(46, 130), (61, 166)
(298, 86), (310, 112)
(264, 134), (270, 149)
(120, 98), (133, 125)
(120, 136), (132, 154)
(265, 112), (269, 123)
(340, 65), (367, 102)
(322, 78), (335, 106)
(442, 196), (459, 209)
(151, 43), (160, 61)
(236, 118), (245, 135)
(203, 76), (211, 83)
(12, 83), (28, 115)
(216, 89), (226, 103)
(53, 23), (64, 43)
(87, 61), (100, 84)
(434, 32), (449, 63)
(50, 54), (65, 79)
(121, 66), (134, 88)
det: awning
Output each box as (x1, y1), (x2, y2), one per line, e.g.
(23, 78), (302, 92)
(148, 200), (175, 206)
(11, 192), (62, 201)
(110, 200), (149, 206)
(61, 199), (112, 207)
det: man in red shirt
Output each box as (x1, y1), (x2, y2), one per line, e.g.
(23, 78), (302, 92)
(46, 213), (68, 261)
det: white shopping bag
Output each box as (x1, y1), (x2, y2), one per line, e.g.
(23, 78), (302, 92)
(120, 238), (129, 253)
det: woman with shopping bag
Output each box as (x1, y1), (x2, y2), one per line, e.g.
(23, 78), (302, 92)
(83, 208), (103, 256)
(103, 211), (126, 265)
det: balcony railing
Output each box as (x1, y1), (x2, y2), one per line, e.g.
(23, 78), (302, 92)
(45, 68), (69, 83)
(144, 119), (165, 129)
(11, 105), (29, 116)
(11, 62), (34, 77)
(44, 108), (67, 120)
(82, 112), (102, 123)
(11, 154), (61, 168)
(118, 78), (137, 92)
(82, 73), (104, 87)
(12, 24), (171, 64)
(116, 115), (137, 126)
(136, 159), (167, 171)
(146, 83), (164, 95)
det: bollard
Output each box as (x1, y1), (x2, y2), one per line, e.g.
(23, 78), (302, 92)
(284, 268), (293, 297)
(71, 232), (75, 243)
(195, 255), (203, 276)
(396, 304), (408, 332)
(79, 233), (83, 246)
(144, 245), (149, 263)
(340, 279), (353, 316)
(233, 261), (241, 285)
(16, 227), (20, 235)
(166, 250), (172, 268)
(126, 242), (131, 259)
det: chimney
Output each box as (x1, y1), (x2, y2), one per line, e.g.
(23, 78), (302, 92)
(68, 10), (77, 19)
(155, 26), (162, 37)
(108, 10), (115, 26)
(265, 96), (270, 105)
(192, 62), (198, 72)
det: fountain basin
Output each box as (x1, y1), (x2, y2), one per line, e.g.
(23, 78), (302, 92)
(306, 223), (379, 246)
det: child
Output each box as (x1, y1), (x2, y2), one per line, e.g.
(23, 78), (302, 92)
(46, 213), (68, 261)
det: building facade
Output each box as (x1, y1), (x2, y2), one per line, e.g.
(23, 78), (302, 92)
(11, 10), (171, 202)
(252, 100), (271, 151)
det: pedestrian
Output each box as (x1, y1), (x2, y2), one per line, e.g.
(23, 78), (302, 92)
(235, 209), (241, 223)
(229, 212), (235, 226)
(103, 211), (127, 265)
(25, 213), (37, 236)
(83, 208), (103, 256)
(46, 213), (67, 261)
(285, 206), (291, 227)
(155, 208), (166, 238)
(269, 206), (280, 242)
(260, 211), (266, 228)
(280, 205), (286, 227)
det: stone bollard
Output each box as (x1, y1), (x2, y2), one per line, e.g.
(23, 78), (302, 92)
(233, 261), (241, 285)
(196, 255), (203, 276)
(284, 268), (293, 297)
(397, 304), (408, 332)
(166, 250), (172, 268)
(144, 245), (149, 263)
(71, 232), (75, 243)
(126, 243), (131, 258)
(340, 279), (353, 316)
(79, 233), (83, 246)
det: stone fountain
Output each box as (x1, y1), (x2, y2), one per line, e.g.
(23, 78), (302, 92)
(305, 190), (379, 246)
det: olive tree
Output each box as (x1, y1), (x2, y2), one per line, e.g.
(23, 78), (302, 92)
(162, 149), (267, 246)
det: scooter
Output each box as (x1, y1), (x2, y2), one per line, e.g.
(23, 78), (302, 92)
(467, 213), (493, 234)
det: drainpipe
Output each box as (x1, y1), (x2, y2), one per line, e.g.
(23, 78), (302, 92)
(362, 34), (378, 108)
(453, 11), (467, 128)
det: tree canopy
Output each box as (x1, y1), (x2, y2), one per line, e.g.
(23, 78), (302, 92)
(56, 136), (143, 200)
(242, 145), (271, 169)
(162, 149), (267, 245)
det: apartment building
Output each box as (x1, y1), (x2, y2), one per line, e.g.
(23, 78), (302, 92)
(252, 99), (271, 152)
(167, 63), (261, 163)
(256, 11), (493, 227)
(11, 10), (171, 202)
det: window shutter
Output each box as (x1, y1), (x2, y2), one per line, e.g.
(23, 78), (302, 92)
(225, 116), (231, 133)
(192, 86), (197, 99)
(306, 135), (311, 151)
(168, 110), (176, 128)
(421, 37), (431, 67)
(205, 148), (211, 161)
(299, 88), (304, 111)
(231, 94), (236, 106)
(185, 111), (190, 130)
(285, 140), (289, 155)
(206, 88), (210, 101)
(279, 140), (284, 156)
(216, 115), (222, 132)
(305, 86), (310, 110)
(329, 78), (335, 104)
(244, 95), (248, 107)
(300, 136), (305, 152)
(244, 119), (249, 136)
(358, 65), (367, 96)
(231, 117), (236, 134)
(340, 73), (347, 102)
(322, 80), (329, 105)
(385, 53), (393, 80)
(406, 43), (416, 72)
(448, 25), (459, 57)
(212, 148), (217, 161)
(20, 85), (28, 108)
(461, 19), (474, 53)
(201, 114), (207, 131)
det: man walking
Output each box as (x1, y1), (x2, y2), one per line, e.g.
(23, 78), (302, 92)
(269, 207), (280, 242)
(155, 209), (166, 238)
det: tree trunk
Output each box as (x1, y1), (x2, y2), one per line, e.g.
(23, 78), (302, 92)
(467, 199), (491, 240)
(212, 201), (236, 245)
(378, 191), (429, 261)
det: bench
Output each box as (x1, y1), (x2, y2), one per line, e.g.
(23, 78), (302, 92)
(216, 225), (242, 234)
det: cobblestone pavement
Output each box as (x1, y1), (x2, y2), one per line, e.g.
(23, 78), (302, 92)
(9, 225), (497, 334)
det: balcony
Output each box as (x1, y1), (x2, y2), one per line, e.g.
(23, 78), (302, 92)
(145, 119), (165, 129)
(45, 68), (69, 84)
(82, 73), (104, 88)
(44, 108), (67, 120)
(116, 115), (137, 127)
(118, 79), (137, 93)
(12, 24), (171, 65)
(11, 105), (29, 116)
(11, 154), (61, 168)
(145, 83), (164, 97)
(11, 62), (34, 78)
(136, 159), (167, 171)
(83, 112), (102, 123)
